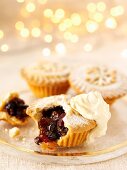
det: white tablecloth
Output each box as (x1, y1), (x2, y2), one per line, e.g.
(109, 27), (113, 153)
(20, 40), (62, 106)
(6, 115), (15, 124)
(0, 41), (127, 169)
(0, 151), (127, 170)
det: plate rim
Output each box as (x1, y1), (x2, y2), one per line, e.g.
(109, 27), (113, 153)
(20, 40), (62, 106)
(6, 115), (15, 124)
(0, 137), (127, 157)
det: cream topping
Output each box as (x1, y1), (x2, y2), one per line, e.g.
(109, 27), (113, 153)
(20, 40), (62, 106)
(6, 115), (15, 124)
(70, 91), (111, 143)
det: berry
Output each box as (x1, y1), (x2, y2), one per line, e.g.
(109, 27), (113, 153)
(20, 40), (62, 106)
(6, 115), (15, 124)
(35, 106), (68, 145)
(51, 111), (59, 121)
(4, 97), (28, 120)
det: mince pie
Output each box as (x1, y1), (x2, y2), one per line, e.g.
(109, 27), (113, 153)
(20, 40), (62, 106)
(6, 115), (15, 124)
(69, 65), (127, 104)
(0, 92), (29, 125)
(21, 60), (70, 98)
(26, 91), (111, 150)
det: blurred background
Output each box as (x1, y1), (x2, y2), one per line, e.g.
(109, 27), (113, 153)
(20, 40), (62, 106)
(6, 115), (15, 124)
(1, 0), (127, 91)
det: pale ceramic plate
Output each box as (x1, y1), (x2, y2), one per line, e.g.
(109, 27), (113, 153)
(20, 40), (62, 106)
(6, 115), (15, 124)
(0, 90), (127, 165)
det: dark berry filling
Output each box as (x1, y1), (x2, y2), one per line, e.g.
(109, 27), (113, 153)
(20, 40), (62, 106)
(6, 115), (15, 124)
(34, 106), (68, 145)
(4, 97), (28, 120)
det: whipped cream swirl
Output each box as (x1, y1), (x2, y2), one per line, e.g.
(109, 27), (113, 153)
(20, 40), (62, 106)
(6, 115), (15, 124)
(70, 91), (111, 143)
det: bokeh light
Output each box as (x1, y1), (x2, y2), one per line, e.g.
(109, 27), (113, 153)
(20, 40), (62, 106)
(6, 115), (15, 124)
(55, 43), (66, 54)
(38, 0), (47, 4)
(86, 2), (96, 13)
(1, 44), (9, 52)
(44, 34), (53, 43)
(97, 2), (106, 12)
(16, 0), (24, 3)
(15, 21), (24, 30)
(110, 6), (124, 17)
(83, 43), (93, 52)
(31, 27), (41, 37)
(105, 17), (117, 29)
(20, 28), (30, 38)
(121, 49), (127, 58)
(71, 13), (82, 26)
(86, 20), (99, 33)
(93, 12), (103, 22)
(0, 30), (4, 39)
(26, 2), (36, 13)
(44, 9), (53, 18)
(70, 34), (79, 43)
(54, 9), (65, 20)
(42, 48), (51, 57)
(0, 0), (126, 54)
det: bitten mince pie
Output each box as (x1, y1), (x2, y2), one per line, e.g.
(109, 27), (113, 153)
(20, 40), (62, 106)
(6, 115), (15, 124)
(21, 60), (70, 98)
(69, 65), (127, 104)
(0, 92), (29, 125)
(27, 92), (111, 150)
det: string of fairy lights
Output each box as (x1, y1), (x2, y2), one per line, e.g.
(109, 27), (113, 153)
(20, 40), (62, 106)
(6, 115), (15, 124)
(0, 0), (127, 56)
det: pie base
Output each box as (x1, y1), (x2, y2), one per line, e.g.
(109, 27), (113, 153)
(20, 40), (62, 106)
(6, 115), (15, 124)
(27, 81), (70, 98)
(57, 131), (89, 147)
(104, 95), (125, 105)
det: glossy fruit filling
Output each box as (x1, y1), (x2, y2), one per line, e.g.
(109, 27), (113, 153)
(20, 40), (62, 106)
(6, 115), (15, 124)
(35, 106), (68, 145)
(4, 97), (28, 120)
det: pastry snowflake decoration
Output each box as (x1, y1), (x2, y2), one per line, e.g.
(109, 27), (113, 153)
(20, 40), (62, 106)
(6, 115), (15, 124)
(85, 66), (117, 86)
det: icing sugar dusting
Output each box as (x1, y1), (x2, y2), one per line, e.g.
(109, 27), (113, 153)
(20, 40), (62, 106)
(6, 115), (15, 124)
(64, 113), (89, 128)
